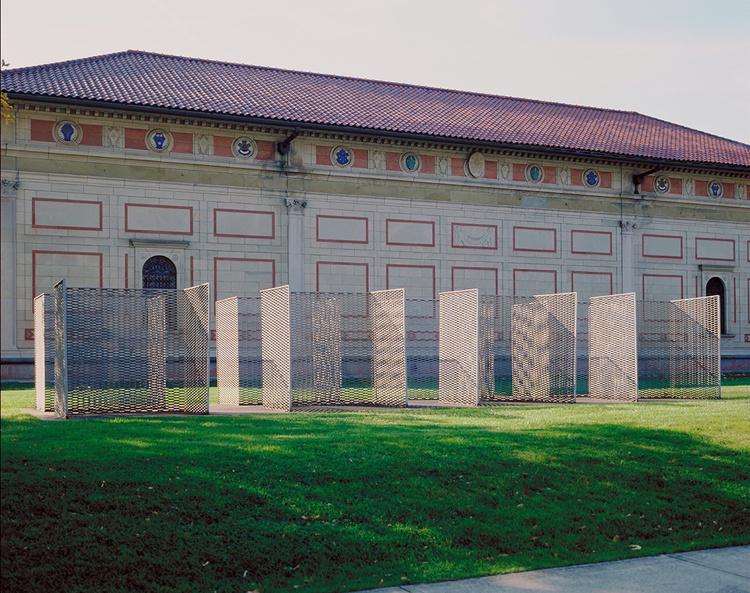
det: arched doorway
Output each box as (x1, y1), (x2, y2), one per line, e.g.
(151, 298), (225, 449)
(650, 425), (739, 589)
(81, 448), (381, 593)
(705, 277), (726, 335)
(142, 256), (177, 289)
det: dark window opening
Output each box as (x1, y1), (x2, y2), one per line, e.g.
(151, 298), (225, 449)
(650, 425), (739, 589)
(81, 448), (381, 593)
(705, 277), (726, 335)
(142, 256), (177, 290)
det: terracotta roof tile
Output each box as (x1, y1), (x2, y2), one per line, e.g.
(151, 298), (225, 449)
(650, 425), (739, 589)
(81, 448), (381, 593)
(3, 50), (749, 168)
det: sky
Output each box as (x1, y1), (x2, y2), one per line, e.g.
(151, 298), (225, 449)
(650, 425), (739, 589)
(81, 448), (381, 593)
(2, 0), (749, 143)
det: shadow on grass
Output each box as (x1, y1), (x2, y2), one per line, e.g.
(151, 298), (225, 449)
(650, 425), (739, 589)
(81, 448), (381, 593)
(1, 409), (749, 593)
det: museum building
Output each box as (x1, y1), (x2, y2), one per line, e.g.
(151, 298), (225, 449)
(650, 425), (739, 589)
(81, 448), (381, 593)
(1, 50), (749, 380)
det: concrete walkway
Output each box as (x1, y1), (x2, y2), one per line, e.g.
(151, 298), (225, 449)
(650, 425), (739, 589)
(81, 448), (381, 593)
(358, 545), (750, 593)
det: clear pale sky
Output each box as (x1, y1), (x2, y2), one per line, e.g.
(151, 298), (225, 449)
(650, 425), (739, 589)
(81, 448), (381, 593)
(2, 0), (749, 143)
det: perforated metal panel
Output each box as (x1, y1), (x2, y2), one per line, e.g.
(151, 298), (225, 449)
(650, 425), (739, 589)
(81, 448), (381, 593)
(216, 297), (240, 405)
(636, 300), (673, 398)
(49, 283), (209, 417)
(589, 293), (638, 401)
(370, 289), (407, 406)
(670, 295), (721, 399)
(34, 293), (56, 412)
(439, 289), (480, 406)
(260, 285), (292, 410)
(511, 292), (577, 402)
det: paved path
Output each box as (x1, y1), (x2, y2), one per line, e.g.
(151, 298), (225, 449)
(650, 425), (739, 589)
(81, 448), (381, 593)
(358, 545), (750, 593)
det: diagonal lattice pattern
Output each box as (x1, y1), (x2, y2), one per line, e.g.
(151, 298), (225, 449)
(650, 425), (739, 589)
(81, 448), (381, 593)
(260, 286), (292, 410)
(405, 298), (439, 400)
(511, 292), (577, 402)
(439, 289), (481, 406)
(636, 300), (673, 398)
(34, 293), (56, 412)
(370, 289), (407, 406)
(670, 296), (721, 399)
(588, 293), (638, 401)
(49, 282), (210, 417)
(216, 296), (263, 405)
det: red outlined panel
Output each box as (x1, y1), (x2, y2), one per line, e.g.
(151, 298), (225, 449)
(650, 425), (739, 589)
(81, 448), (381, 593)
(570, 229), (612, 256)
(32, 198), (103, 231)
(316, 261), (369, 293)
(451, 266), (499, 295)
(212, 257), (276, 302)
(642, 273), (685, 301)
(124, 253), (129, 288)
(512, 268), (558, 297)
(190, 256), (194, 285)
(641, 233), (683, 260)
(570, 270), (614, 296)
(694, 237), (736, 262)
(213, 208), (275, 239)
(32, 250), (104, 302)
(385, 218), (435, 247)
(450, 222), (498, 250)
(316, 214), (369, 244)
(125, 203), (194, 236)
(386, 264), (436, 298)
(512, 226), (557, 253)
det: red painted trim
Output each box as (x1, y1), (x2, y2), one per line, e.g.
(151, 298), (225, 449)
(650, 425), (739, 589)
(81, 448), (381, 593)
(315, 214), (369, 244)
(512, 268), (557, 297)
(512, 226), (557, 253)
(124, 253), (129, 288)
(385, 218), (435, 247)
(450, 222), (498, 250)
(190, 256), (195, 285)
(124, 203), (194, 236)
(694, 237), (736, 262)
(31, 197), (103, 231)
(32, 250), (104, 303)
(641, 233), (684, 260)
(695, 275), (699, 298)
(315, 261), (369, 292)
(747, 240), (750, 263)
(451, 266), (499, 295)
(570, 229), (613, 256)
(733, 277), (737, 324)
(213, 208), (275, 239)
(386, 264), (436, 298)
(570, 271), (613, 295)
(747, 278), (749, 324)
(641, 273), (685, 301)
(213, 257), (276, 302)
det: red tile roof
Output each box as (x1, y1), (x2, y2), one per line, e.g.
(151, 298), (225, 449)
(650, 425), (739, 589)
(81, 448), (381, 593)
(3, 50), (749, 169)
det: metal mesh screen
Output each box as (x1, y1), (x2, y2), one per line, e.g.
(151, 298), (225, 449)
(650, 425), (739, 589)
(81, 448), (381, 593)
(511, 292), (577, 402)
(370, 289), (407, 406)
(588, 293), (638, 401)
(34, 293), (56, 412)
(637, 300), (675, 398)
(405, 298), (439, 400)
(50, 283), (210, 417)
(439, 289), (480, 406)
(260, 285), (292, 410)
(669, 295), (721, 399)
(216, 297), (262, 405)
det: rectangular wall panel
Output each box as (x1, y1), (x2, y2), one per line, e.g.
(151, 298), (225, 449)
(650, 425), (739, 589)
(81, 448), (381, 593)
(642, 274), (684, 301)
(439, 289), (479, 406)
(513, 268), (557, 297)
(316, 261), (368, 293)
(452, 266), (498, 295)
(642, 234), (683, 259)
(695, 238), (735, 262)
(571, 230), (612, 255)
(316, 215), (368, 244)
(125, 203), (193, 235)
(588, 293), (638, 400)
(32, 198), (102, 231)
(214, 209), (275, 239)
(33, 251), (103, 302)
(386, 219), (435, 247)
(513, 226), (557, 253)
(214, 257), (275, 301)
(451, 223), (498, 250)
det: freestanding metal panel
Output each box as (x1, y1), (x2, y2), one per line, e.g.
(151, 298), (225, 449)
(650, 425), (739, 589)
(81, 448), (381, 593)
(670, 295), (721, 399)
(636, 300), (673, 398)
(439, 289), (481, 406)
(50, 282), (209, 417)
(511, 292), (577, 402)
(33, 293), (56, 412)
(260, 285), (292, 410)
(215, 296), (262, 405)
(405, 298), (439, 400)
(370, 288), (407, 406)
(588, 293), (638, 401)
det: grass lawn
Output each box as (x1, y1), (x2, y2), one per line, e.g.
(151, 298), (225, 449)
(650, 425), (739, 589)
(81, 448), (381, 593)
(1, 380), (749, 593)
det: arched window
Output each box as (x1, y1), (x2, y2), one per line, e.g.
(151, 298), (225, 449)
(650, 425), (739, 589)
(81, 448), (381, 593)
(142, 256), (177, 290)
(705, 277), (726, 335)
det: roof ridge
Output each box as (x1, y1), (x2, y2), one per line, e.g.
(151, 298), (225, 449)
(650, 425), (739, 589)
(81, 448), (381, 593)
(1, 50), (134, 74)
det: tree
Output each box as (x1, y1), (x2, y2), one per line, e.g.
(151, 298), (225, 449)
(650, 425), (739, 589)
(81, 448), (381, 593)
(1, 59), (15, 124)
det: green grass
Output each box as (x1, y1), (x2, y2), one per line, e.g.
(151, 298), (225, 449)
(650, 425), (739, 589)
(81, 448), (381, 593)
(1, 380), (749, 593)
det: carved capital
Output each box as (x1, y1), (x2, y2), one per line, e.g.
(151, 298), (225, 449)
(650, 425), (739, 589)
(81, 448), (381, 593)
(619, 220), (638, 234)
(284, 198), (307, 213)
